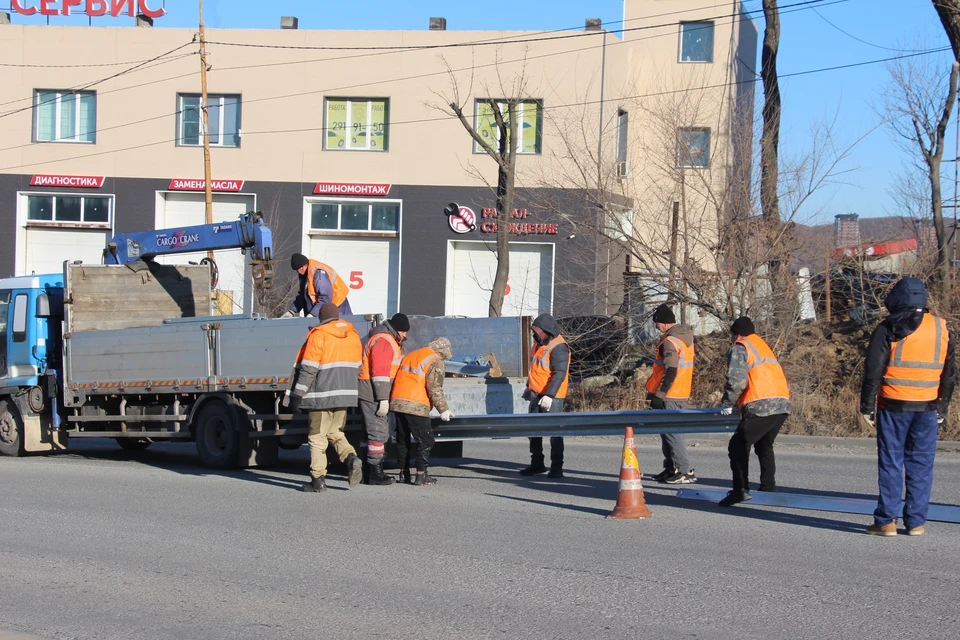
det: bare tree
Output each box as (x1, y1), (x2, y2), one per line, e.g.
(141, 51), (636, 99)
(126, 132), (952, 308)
(884, 55), (960, 301)
(760, 0), (784, 282)
(933, 0), (960, 61)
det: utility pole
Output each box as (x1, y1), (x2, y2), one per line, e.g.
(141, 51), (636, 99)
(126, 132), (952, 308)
(198, 0), (214, 250)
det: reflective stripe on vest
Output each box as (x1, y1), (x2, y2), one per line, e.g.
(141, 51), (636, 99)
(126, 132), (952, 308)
(306, 259), (349, 307)
(359, 332), (402, 383)
(391, 347), (441, 408)
(644, 335), (694, 400)
(293, 320), (362, 408)
(880, 314), (948, 402)
(527, 335), (570, 399)
(735, 334), (790, 407)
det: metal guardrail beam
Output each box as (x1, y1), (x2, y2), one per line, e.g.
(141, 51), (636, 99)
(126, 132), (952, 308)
(432, 409), (739, 441)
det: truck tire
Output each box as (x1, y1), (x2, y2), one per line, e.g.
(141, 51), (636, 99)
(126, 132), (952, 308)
(115, 438), (152, 451)
(0, 398), (25, 457)
(195, 401), (240, 469)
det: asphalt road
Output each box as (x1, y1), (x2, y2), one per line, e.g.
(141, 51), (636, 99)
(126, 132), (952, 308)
(2, 436), (959, 640)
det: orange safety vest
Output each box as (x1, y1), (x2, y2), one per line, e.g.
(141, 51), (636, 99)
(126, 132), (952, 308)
(735, 334), (790, 407)
(306, 259), (349, 307)
(527, 335), (570, 399)
(391, 347), (441, 408)
(880, 313), (948, 403)
(645, 335), (694, 401)
(359, 332), (402, 382)
(291, 319), (362, 409)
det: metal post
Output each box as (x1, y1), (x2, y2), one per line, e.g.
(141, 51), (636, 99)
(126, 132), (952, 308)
(668, 201), (679, 302)
(825, 244), (832, 322)
(198, 0), (214, 243)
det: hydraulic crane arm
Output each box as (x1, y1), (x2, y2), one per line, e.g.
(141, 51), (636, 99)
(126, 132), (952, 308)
(103, 211), (274, 302)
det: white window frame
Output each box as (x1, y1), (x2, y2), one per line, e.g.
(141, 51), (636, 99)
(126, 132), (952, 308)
(304, 198), (401, 235)
(33, 90), (96, 144)
(677, 127), (711, 169)
(678, 21), (715, 64)
(177, 93), (242, 147)
(323, 98), (390, 152)
(20, 192), (114, 228)
(473, 99), (544, 155)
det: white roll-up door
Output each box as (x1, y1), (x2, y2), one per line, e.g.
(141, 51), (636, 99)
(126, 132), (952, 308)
(24, 227), (109, 276)
(445, 241), (554, 317)
(156, 192), (256, 314)
(307, 236), (399, 317)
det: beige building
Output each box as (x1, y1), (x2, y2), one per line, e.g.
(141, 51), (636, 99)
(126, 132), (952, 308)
(0, 1), (756, 321)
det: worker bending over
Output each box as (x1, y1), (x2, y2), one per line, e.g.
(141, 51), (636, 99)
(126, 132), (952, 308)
(285, 252), (352, 317)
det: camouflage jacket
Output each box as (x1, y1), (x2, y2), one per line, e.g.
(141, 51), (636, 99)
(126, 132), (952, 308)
(720, 343), (792, 418)
(390, 358), (449, 417)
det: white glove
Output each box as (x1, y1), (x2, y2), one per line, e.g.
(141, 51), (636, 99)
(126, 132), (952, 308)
(720, 406), (733, 416)
(376, 400), (390, 417)
(538, 395), (553, 411)
(439, 410), (454, 422)
(860, 413), (876, 429)
(280, 310), (296, 318)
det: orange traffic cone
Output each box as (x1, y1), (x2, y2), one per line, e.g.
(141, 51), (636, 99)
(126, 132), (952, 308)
(607, 426), (652, 519)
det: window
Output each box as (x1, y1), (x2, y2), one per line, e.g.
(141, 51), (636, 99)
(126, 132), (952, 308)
(474, 99), (543, 154)
(679, 21), (714, 63)
(26, 194), (112, 225)
(177, 94), (241, 147)
(604, 207), (634, 242)
(309, 201), (399, 232)
(34, 90), (96, 143)
(13, 294), (27, 343)
(324, 98), (389, 151)
(616, 110), (629, 163)
(677, 128), (711, 168)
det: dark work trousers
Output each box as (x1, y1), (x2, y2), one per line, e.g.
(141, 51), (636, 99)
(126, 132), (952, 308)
(651, 397), (691, 474)
(395, 412), (435, 472)
(728, 413), (787, 492)
(875, 409), (938, 529)
(359, 398), (389, 465)
(528, 396), (565, 469)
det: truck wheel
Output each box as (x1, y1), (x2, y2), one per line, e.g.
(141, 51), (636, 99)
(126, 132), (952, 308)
(195, 401), (239, 469)
(115, 438), (152, 451)
(0, 398), (25, 457)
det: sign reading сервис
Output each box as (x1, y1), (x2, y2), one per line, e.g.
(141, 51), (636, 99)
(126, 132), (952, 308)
(10, 1), (165, 18)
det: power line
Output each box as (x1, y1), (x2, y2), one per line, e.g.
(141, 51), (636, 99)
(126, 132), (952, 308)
(811, 6), (935, 53)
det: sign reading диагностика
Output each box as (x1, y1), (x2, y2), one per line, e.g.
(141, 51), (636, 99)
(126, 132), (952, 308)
(10, 1), (164, 18)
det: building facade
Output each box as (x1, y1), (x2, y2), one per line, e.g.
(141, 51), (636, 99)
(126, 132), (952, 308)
(0, 1), (756, 319)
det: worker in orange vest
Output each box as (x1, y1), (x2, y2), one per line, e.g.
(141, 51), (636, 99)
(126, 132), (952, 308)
(520, 313), (571, 479)
(284, 302), (363, 492)
(718, 317), (792, 507)
(860, 277), (955, 537)
(358, 313), (410, 485)
(645, 304), (697, 485)
(285, 253), (352, 317)
(390, 337), (455, 486)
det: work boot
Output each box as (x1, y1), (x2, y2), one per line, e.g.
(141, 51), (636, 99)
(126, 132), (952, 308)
(866, 521), (897, 537)
(368, 460), (395, 486)
(414, 467), (437, 486)
(519, 455), (548, 476)
(652, 468), (676, 483)
(547, 466), (564, 479)
(665, 469), (697, 484)
(398, 467), (413, 484)
(302, 477), (327, 493)
(346, 453), (363, 488)
(718, 489), (752, 507)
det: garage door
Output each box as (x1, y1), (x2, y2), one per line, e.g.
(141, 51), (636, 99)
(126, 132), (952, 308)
(156, 192), (256, 314)
(446, 241), (554, 317)
(307, 236), (399, 316)
(24, 227), (109, 276)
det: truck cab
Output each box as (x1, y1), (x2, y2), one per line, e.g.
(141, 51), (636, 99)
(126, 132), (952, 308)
(0, 274), (65, 456)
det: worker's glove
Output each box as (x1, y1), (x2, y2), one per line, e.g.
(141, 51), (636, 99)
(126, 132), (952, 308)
(937, 412), (947, 427)
(521, 387), (533, 401)
(720, 406), (733, 416)
(287, 395), (302, 414)
(439, 410), (454, 422)
(859, 412), (876, 430)
(538, 395), (554, 412)
(376, 400), (390, 418)
(280, 310), (296, 318)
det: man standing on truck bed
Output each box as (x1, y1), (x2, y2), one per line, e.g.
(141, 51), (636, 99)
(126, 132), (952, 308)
(285, 302), (364, 492)
(359, 313), (410, 485)
(285, 253), (352, 317)
(645, 303), (697, 485)
(520, 313), (571, 479)
(390, 337), (455, 486)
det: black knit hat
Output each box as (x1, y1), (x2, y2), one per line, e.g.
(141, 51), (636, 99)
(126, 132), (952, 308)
(652, 304), (676, 324)
(319, 302), (339, 322)
(389, 313), (410, 332)
(731, 316), (756, 337)
(290, 253), (309, 270)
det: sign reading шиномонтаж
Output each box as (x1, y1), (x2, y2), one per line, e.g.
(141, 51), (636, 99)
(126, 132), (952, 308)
(313, 183), (391, 196)
(10, 1), (164, 18)
(168, 179), (245, 192)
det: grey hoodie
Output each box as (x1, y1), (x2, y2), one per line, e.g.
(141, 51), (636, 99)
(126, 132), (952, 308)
(648, 323), (694, 399)
(532, 313), (571, 398)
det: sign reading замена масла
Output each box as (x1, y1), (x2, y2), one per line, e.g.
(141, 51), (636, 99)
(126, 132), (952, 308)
(168, 179), (245, 192)
(10, 0), (165, 17)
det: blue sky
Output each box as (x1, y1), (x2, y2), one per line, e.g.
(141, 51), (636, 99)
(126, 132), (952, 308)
(5, 0), (953, 224)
